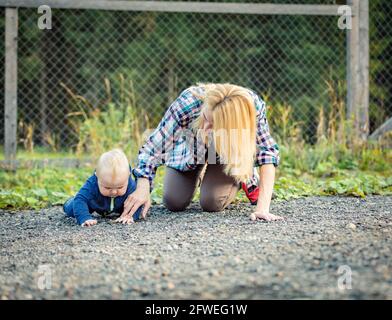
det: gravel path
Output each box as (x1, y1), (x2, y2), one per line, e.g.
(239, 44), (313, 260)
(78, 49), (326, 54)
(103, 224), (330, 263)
(0, 196), (391, 300)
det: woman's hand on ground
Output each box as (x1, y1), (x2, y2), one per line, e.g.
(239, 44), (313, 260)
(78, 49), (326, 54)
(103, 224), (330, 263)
(81, 219), (97, 227)
(116, 178), (151, 222)
(115, 215), (134, 225)
(249, 211), (284, 222)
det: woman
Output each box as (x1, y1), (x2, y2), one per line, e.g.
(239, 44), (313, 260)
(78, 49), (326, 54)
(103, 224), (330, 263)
(116, 83), (283, 223)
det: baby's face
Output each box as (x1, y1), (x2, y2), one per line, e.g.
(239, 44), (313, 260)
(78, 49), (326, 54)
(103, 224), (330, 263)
(97, 172), (129, 197)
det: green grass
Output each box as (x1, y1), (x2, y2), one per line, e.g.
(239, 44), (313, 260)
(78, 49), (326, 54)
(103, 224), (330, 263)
(0, 146), (89, 161)
(1, 149), (391, 210)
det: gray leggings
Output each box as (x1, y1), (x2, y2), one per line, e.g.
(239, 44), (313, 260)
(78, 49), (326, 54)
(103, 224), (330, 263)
(163, 164), (240, 212)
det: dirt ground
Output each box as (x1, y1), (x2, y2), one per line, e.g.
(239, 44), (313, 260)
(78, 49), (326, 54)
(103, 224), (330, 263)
(0, 196), (391, 300)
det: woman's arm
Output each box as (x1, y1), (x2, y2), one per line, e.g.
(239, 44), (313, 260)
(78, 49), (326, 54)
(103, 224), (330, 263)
(253, 93), (280, 168)
(250, 164), (283, 221)
(131, 88), (199, 190)
(118, 88), (199, 222)
(116, 177), (151, 223)
(250, 93), (283, 221)
(118, 114), (179, 223)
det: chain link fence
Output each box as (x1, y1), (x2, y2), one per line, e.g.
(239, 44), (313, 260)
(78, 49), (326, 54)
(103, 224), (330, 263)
(369, 0), (392, 133)
(0, 0), (391, 154)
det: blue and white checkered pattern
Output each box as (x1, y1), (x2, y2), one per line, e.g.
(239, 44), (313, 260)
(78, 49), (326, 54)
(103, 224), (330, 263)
(132, 86), (280, 191)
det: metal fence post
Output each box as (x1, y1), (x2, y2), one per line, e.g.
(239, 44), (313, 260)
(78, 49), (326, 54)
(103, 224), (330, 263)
(346, 0), (369, 142)
(346, 0), (359, 139)
(4, 7), (18, 169)
(358, 0), (369, 140)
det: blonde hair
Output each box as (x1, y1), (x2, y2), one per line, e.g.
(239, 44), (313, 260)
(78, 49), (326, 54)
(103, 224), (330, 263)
(96, 148), (130, 181)
(193, 83), (256, 183)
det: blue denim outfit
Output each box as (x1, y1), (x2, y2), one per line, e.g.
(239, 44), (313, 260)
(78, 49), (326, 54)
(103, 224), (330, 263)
(63, 168), (141, 225)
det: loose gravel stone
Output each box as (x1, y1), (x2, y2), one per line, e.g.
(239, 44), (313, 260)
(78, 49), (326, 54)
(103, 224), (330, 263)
(0, 196), (391, 299)
(347, 223), (357, 230)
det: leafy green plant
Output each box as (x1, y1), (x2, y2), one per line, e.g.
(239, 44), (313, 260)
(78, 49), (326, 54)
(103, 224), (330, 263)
(63, 75), (149, 161)
(0, 167), (91, 209)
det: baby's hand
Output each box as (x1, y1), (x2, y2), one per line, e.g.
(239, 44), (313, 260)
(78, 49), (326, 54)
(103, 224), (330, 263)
(82, 219), (97, 227)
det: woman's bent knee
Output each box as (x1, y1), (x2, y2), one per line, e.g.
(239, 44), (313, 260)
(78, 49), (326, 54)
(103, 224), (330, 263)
(199, 195), (225, 212)
(163, 194), (191, 212)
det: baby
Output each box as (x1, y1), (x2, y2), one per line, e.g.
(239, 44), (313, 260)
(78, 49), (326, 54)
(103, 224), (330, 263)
(63, 149), (141, 226)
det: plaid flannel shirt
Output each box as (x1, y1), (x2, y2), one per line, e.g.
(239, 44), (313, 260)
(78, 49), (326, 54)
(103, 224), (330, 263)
(132, 86), (280, 191)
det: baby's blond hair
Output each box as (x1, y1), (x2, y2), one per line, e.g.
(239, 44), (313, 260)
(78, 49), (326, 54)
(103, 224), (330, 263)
(96, 149), (130, 181)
